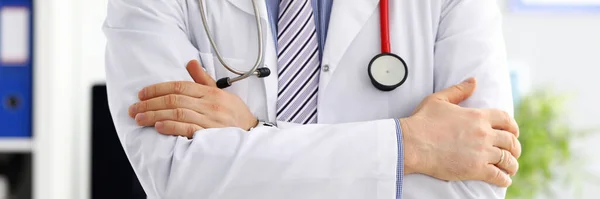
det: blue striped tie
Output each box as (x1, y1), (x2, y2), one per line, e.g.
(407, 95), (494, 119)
(276, 0), (320, 124)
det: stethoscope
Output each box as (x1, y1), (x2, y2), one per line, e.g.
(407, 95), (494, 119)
(198, 0), (408, 91)
(198, 0), (271, 89)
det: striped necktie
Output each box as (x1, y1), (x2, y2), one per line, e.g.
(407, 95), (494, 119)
(276, 0), (321, 124)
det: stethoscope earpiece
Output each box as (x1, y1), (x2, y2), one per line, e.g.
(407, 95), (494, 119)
(216, 77), (232, 89)
(216, 67), (270, 89)
(256, 67), (271, 78)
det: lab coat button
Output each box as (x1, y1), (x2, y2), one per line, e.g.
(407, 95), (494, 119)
(322, 65), (330, 72)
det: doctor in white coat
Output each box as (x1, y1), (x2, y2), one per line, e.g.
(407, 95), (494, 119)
(104, 0), (521, 198)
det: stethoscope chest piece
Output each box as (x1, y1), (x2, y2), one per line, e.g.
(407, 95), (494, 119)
(368, 53), (408, 92)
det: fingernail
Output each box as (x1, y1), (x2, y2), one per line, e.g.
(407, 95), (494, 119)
(155, 122), (164, 130)
(462, 78), (475, 85)
(129, 105), (137, 115)
(138, 89), (145, 99)
(135, 113), (145, 122)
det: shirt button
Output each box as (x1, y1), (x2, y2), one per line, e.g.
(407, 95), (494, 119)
(322, 65), (330, 72)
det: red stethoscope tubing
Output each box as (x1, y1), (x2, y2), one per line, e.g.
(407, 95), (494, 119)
(380, 0), (391, 53)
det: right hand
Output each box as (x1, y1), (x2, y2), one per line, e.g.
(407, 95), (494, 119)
(401, 78), (521, 187)
(129, 60), (258, 138)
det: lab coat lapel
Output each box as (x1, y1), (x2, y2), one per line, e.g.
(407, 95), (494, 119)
(321, 0), (379, 83)
(227, 0), (277, 121)
(262, 15), (279, 122)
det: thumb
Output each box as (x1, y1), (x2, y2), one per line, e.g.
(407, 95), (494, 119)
(186, 60), (217, 87)
(435, 77), (477, 104)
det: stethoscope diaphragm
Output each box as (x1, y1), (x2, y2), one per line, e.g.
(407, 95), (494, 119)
(368, 53), (408, 92)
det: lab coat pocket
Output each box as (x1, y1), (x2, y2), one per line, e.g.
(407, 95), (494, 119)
(198, 52), (250, 102)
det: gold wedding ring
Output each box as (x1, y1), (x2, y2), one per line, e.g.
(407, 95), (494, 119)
(497, 150), (505, 165)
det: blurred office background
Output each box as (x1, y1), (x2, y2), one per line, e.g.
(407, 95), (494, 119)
(0, 0), (599, 198)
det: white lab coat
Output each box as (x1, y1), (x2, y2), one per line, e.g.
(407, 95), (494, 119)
(103, 0), (513, 198)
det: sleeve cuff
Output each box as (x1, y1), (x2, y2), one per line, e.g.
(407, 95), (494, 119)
(394, 118), (404, 199)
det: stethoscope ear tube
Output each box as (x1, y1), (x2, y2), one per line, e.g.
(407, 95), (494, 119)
(199, 0), (269, 90)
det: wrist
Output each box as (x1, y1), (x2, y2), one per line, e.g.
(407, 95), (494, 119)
(249, 119), (276, 131)
(400, 117), (419, 175)
(245, 116), (259, 131)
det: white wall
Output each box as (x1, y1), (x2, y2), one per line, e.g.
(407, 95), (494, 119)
(500, 0), (600, 198)
(34, 0), (106, 198)
(74, 0), (108, 198)
(33, 0), (79, 198)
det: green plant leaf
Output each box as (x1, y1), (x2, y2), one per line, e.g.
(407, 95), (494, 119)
(507, 89), (597, 199)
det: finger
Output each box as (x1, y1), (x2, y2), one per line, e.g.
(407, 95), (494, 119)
(432, 77), (477, 104)
(186, 60), (217, 87)
(483, 164), (512, 187)
(138, 81), (216, 101)
(155, 120), (203, 139)
(491, 129), (522, 158)
(129, 94), (204, 117)
(485, 109), (520, 138)
(493, 149), (519, 176)
(135, 108), (226, 129)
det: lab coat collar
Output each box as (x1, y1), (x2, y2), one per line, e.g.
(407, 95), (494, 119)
(322, 0), (379, 80)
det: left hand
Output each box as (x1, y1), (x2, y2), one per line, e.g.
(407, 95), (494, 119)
(128, 60), (258, 138)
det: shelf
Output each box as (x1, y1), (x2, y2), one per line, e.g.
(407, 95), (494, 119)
(0, 138), (33, 153)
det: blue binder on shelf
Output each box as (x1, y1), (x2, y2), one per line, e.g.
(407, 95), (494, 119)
(0, 0), (33, 137)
